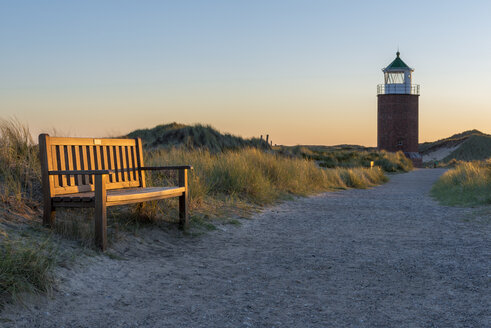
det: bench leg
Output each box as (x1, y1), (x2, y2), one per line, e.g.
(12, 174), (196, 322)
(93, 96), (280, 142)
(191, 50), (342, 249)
(178, 168), (189, 230)
(95, 174), (108, 251)
(135, 202), (146, 218)
(179, 193), (188, 230)
(43, 204), (55, 227)
(95, 203), (107, 251)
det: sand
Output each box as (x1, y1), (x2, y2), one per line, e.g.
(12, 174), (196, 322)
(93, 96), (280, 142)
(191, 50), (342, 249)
(422, 146), (460, 163)
(2, 169), (490, 327)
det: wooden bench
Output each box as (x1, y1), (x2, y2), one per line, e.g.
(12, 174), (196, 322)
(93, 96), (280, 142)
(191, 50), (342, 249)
(38, 134), (192, 251)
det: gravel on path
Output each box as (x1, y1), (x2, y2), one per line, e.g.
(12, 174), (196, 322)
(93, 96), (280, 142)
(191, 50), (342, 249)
(2, 169), (490, 327)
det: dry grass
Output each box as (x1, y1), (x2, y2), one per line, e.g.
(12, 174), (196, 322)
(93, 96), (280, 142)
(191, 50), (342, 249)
(431, 160), (491, 206)
(0, 236), (57, 307)
(279, 146), (413, 173)
(146, 147), (388, 207)
(0, 119), (41, 209)
(0, 119), (50, 307)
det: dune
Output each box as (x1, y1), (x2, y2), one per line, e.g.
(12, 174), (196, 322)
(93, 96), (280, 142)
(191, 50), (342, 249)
(422, 145), (460, 163)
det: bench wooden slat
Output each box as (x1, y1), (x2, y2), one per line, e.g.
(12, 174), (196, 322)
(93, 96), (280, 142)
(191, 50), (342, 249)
(107, 191), (185, 206)
(131, 145), (137, 181)
(102, 145), (109, 174)
(51, 145), (60, 188)
(107, 186), (185, 203)
(115, 146), (122, 182)
(127, 146), (135, 181)
(136, 138), (146, 188)
(59, 145), (68, 187)
(49, 170), (113, 175)
(107, 146), (115, 183)
(66, 146), (75, 186)
(88, 145), (96, 184)
(125, 146), (133, 181)
(74, 146), (83, 186)
(126, 147), (136, 180)
(52, 187), (184, 203)
(52, 180), (141, 195)
(121, 146), (128, 181)
(82, 145), (90, 185)
(95, 145), (102, 171)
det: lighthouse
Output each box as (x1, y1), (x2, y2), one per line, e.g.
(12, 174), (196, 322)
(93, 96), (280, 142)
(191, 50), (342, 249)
(377, 51), (422, 167)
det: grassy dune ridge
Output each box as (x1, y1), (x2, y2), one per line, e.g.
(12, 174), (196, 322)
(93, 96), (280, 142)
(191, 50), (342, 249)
(127, 122), (271, 152)
(420, 130), (491, 164)
(431, 160), (491, 206)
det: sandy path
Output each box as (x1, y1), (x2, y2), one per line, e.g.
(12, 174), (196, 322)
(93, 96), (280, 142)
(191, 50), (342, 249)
(3, 169), (490, 327)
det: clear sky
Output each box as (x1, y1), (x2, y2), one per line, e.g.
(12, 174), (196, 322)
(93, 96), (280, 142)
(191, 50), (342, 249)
(1, 0), (490, 145)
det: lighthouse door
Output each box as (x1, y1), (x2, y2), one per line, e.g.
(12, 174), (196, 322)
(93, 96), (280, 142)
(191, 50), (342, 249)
(396, 139), (405, 150)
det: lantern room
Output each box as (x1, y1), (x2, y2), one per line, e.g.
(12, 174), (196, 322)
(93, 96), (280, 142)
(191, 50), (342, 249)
(377, 51), (419, 95)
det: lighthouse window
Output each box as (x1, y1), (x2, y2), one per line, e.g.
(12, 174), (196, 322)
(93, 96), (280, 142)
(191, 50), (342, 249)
(385, 72), (405, 84)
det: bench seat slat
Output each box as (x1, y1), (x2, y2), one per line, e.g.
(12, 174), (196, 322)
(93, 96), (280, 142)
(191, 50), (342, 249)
(52, 187), (185, 205)
(107, 186), (185, 203)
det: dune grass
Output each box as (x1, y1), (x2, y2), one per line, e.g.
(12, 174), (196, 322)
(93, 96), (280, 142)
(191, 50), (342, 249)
(431, 160), (491, 206)
(0, 236), (57, 306)
(0, 119), (53, 307)
(145, 147), (388, 208)
(0, 119), (40, 208)
(278, 146), (413, 173)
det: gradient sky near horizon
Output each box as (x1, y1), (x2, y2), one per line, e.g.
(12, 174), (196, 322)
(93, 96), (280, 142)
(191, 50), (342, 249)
(1, 0), (491, 146)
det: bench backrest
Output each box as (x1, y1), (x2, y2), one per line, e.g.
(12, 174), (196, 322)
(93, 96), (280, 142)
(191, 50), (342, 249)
(39, 134), (146, 196)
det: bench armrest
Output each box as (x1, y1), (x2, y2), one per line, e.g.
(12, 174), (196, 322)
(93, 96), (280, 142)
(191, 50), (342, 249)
(48, 170), (114, 175)
(139, 166), (193, 171)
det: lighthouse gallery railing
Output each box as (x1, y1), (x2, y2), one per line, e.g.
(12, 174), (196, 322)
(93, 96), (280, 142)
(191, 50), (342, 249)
(377, 84), (420, 95)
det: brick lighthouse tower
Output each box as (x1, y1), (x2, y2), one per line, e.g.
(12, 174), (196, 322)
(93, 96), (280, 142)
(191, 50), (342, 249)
(377, 51), (422, 166)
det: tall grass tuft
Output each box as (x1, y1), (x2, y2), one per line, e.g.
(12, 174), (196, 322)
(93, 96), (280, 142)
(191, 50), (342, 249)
(431, 160), (491, 206)
(0, 119), (41, 207)
(0, 237), (57, 306)
(374, 151), (413, 172)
